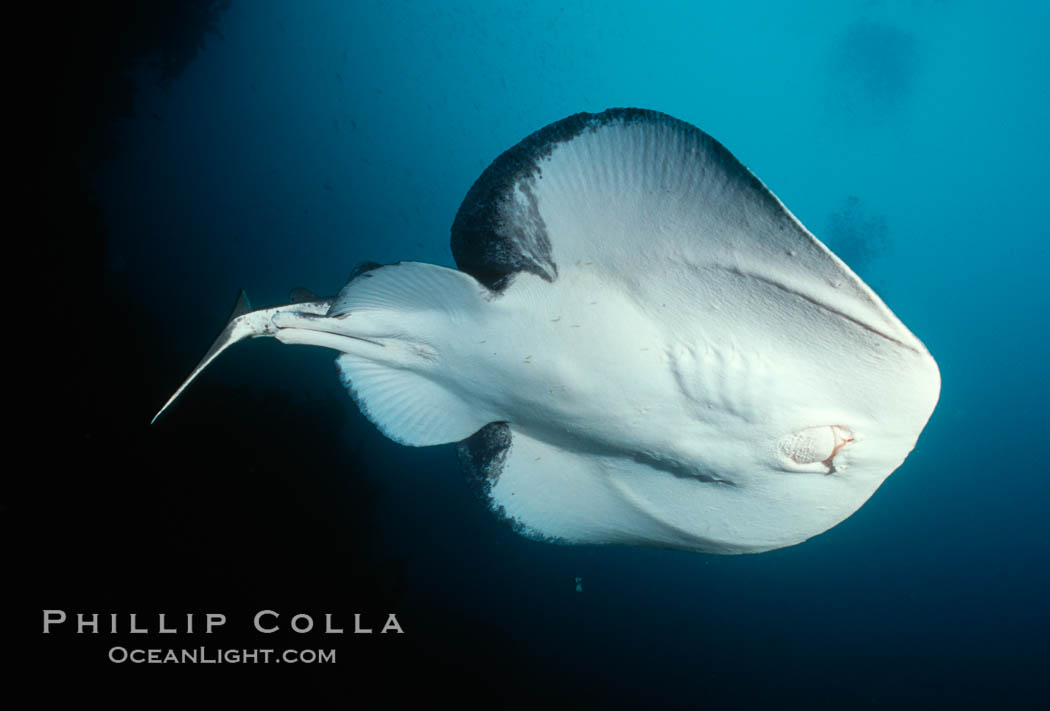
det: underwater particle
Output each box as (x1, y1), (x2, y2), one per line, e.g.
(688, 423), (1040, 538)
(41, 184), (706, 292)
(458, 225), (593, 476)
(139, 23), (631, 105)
(575, 577), (583, 593)
(824, 195), (889, 277)
(828, 17), (919, 117)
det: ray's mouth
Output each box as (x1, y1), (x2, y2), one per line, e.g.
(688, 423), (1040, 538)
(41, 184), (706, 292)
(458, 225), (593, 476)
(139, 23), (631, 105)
(778, 425), (855, 475)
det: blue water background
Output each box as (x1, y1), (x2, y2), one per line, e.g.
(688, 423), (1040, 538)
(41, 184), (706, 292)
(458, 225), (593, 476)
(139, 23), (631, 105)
(93, 1), (1049, 704)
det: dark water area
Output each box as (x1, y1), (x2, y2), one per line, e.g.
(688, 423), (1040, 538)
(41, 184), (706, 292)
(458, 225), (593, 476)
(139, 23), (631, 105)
(23, 1), (1049, 706)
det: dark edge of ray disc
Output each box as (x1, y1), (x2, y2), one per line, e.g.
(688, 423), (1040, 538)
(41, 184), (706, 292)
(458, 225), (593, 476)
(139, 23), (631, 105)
(450, 107), (772, 292)
(457, 421), (512, 492)
(457, 423), (570, 545)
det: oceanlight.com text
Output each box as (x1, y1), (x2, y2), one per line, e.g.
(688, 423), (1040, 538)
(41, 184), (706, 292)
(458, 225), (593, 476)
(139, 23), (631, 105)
(108, 646), (336, 664)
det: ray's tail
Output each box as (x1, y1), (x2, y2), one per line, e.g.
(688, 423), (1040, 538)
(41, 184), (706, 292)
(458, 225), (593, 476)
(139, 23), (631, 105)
(150, 290), (332, 424)
(150, 262), (496, 448)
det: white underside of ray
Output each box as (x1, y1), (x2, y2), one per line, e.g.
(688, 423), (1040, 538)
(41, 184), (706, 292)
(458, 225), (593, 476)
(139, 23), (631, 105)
(527, 118), (917, 351)
(462, 269), (928, 553)
(261, 249), (934, 553)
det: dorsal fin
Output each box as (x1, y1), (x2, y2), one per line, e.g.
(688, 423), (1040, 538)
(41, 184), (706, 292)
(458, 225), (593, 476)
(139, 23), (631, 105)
(289, 287), (319, 303)
(230, 288), (252, 318)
